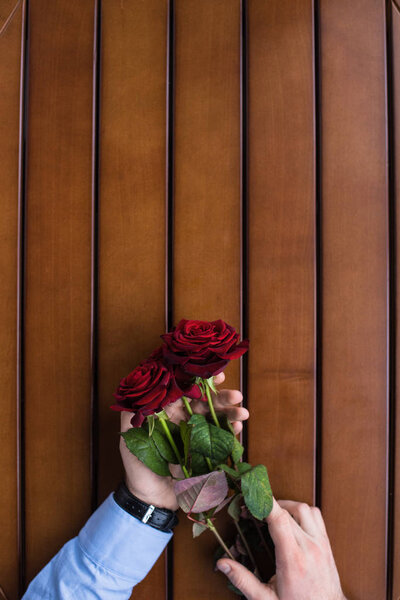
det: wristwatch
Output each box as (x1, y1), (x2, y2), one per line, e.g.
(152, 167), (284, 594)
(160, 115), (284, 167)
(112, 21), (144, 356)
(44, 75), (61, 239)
(113, 481), (179, 533)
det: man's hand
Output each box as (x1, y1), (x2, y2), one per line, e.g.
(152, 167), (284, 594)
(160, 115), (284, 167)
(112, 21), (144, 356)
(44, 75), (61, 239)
(217, 499), (346, 600)
(119, 372), (248, 510)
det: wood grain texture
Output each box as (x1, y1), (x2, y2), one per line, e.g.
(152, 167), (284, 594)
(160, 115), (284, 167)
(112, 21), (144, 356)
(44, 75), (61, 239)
(98, 1), (168, 597)
(24, 0), (94, 584)
(393, 3), (400, 597)
(0, 1), (24, 598)
(319, 1), (388, 598)
(173, 1), (241, 597)
(247, 0), (315, 503)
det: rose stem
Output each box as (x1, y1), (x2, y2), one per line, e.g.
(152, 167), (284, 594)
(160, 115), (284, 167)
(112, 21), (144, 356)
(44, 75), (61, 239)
(158, 416), (190, 478)
(205, 383), (220, 428)
(251, 515), (275, 564)
(182, 396), (193, 416)
(206, 517), (235, 561)
(234, 520), (260, 576)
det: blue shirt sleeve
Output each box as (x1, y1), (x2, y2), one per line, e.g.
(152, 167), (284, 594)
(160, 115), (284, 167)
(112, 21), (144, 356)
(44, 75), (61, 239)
(22, 493), (173, 599)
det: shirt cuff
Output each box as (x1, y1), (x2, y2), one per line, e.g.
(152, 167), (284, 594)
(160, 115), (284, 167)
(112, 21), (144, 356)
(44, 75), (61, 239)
(78, 492), (173, 583)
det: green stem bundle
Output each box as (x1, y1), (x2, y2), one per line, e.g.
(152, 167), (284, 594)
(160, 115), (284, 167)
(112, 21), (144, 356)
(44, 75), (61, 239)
(158, 416), (190, 478)
(205, 382), (220, 428)
(182, 396), (193, 416)
(206, 517), (235, 561)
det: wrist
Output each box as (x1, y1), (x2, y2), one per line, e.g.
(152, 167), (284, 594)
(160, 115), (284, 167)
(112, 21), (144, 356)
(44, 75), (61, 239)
(124, 476), (178, 511)
(114, 481), (179, 532)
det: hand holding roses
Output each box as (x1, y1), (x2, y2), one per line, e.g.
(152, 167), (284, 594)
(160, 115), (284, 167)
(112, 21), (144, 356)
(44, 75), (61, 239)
(119, 371), (249, 510)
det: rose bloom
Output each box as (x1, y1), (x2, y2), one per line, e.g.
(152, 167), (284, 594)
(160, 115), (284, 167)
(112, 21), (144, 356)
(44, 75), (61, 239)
(161, 319), (249, 379)
(110, 359), (182, 427)
(143, 347), (203, 401)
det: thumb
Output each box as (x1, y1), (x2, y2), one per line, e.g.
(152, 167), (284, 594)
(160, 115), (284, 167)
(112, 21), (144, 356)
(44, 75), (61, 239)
(216, 559), (275, 600)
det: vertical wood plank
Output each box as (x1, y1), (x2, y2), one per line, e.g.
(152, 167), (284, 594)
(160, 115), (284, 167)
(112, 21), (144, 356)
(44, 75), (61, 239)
(173, 1), (241, 597)
(393, 3), (400, 597)
(247, 0), (315, 503)
(319, 1), (388, 598)
(98, 1), (168, 597)
(24, 0), (94, 583)
(0, 2), (24, 598)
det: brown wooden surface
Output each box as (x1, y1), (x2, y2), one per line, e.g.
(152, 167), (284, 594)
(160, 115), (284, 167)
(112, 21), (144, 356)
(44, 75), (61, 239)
(98, 1), (168, 597)
(0, 1), (24, 598)
(24, 0), (94, 583)
(393, 3), (400, 597)
(172, 1), (241, 597)
(247, 0), (315, 504)
(319, 1), (388, 598)
(2, 1), (398, 597)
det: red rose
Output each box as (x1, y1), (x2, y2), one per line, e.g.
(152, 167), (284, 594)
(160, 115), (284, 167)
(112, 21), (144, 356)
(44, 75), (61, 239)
(160, 319), (249, 379)
(110, 359), (182, 427)
(143, 347), (203, 401)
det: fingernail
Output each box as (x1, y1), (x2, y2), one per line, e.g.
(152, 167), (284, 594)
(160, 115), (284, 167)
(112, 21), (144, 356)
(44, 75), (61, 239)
(217, 561), (231, 574)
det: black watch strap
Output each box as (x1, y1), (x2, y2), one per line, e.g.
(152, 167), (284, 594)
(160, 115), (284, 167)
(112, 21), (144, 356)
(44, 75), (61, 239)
(113, 481), (179, 533)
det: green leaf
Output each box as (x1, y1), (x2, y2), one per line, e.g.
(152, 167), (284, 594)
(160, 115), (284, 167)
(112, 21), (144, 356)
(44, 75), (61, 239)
(154, 409), (169, 420)
(153, 418), (183, 456)
(189, 414), (234, 464)
(213, 495), (234, 514)
(232, 437), (244, 463)
(174, 471), (229, 514)
(151, 429), (179, 464)
(192, 514), (208, 538)
(217, 464), (240, 479)
(121, 428), (170, 477)
(218, 414), (243, 463)
(237, 462), (252, 476)
(206, 376), (218, 394)
(154, 418), (179, 437)
(191, 451), (209, 476)
(228, 494), (243, 521)
(241, 465), (273, 520)
(179, 420), (192, 466)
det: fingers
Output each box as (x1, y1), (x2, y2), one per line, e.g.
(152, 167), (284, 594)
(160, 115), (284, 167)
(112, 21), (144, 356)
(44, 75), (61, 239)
(165, 398), (186, 424)
(120, 411), (133, 432)
(217, 560), (275, 600)
(265, 498), (302, 560)
(231, 421), (243, 434)
(213, 372), (226, 385)
(220, 405), (249, 423)
(191, 387), (248, 425)
(214, 388), (243, 407)
(213, 390), (248, 427)
(277, 500), (327, 538)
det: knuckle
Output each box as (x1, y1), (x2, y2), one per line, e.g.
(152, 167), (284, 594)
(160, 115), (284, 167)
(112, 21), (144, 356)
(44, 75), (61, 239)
(298, 502), (310, 514)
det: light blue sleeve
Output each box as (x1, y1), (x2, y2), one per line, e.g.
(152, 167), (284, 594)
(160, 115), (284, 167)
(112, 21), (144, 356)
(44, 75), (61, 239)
(22, 493), (173, 599)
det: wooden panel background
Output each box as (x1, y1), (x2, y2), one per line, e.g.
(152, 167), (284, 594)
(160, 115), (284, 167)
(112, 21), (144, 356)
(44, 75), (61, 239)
(1, 1), (398, 599)
(319, 1), (388, 599)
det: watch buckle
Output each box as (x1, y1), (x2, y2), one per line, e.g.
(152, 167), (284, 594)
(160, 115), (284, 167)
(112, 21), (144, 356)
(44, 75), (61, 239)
(142, 504), (155, 523)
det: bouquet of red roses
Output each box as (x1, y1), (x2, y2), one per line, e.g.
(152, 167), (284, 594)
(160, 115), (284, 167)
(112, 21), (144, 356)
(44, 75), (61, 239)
(111, 319), (275, 592)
